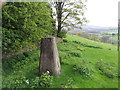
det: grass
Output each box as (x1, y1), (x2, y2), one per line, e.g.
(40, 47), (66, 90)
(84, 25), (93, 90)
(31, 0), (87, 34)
(112, 36), (118, 41)
(2, 35), (118, 88)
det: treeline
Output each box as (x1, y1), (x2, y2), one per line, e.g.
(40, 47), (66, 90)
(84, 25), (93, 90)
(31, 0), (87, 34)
(2, 2), (56, 54)
(76, 32), (118, 45)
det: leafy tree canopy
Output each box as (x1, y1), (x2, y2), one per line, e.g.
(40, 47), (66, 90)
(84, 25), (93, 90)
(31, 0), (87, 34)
(2, 2), (55, 53)
(50, 0), (88, 37)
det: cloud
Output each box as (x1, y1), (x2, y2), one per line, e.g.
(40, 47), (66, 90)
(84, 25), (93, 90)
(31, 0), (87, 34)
(85, 0), (119, 27)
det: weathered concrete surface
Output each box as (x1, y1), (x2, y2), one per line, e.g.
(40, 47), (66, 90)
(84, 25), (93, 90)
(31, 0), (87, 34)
(56, 37), (63, 43)
(39, 37), (61, 76)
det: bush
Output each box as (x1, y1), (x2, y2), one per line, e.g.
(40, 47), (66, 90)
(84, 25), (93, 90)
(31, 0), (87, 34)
(96, 59), (118, 78)
(59, 51), (69, 64)
(2, 75), (28, 88)
(57, 30), (67, 38)
(30, 73), (53, 88)
(2, 28), (22, 53)
(63, 39), (68, 42)
(2, 2), (55, 53)
(2, 72), (53, 88)
(69, 51), (81, 57)
(73, 60), (93, 77)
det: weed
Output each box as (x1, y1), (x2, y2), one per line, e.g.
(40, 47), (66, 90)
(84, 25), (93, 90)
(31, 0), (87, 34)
(63, 39), (68, 42)
(96, 59), (118, 78)
(30, 72), (53, 88)
(61, 78), (73, 88)
(76, 47), (85, 51)
(73, 60), (93, 77)
(69, 52), (81, 57)
(2, 72), (53, 88)
(2, 75), (28, 88)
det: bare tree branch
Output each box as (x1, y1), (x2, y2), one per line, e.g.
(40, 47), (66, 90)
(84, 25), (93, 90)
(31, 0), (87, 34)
(61, 13), (70, 24)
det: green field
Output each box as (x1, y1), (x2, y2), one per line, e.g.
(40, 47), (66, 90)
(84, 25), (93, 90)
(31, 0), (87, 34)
(101, 30), (118, 34)
(112, 36), (118, 41)
(2, 35), (118, 88)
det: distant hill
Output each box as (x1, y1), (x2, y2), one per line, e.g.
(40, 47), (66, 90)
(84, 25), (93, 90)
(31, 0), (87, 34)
(68, 25), (118, 34)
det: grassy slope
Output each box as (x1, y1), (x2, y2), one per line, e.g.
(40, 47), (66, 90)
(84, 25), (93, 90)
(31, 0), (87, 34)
(112, 36), (118, 41)
(2, 35), (118, 88)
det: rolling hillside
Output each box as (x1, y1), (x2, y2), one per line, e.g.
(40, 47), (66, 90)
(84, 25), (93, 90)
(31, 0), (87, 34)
(2, 35), (118, 88)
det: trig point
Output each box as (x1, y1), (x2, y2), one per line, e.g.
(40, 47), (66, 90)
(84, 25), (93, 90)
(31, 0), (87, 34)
(39, 37), (61, 76)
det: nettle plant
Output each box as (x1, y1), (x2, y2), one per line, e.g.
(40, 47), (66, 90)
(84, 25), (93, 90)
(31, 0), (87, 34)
(3, 72), (53, 88)
(30, 72), (53, 88)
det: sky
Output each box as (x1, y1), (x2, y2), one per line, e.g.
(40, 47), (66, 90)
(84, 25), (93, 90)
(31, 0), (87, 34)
(85, 0), (120, 27)
(118, 1), (120, 27)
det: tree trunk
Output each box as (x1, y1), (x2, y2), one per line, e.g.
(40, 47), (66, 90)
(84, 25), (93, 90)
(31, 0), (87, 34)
(39, 37), (61, 76)
(57, 2), (62, 37)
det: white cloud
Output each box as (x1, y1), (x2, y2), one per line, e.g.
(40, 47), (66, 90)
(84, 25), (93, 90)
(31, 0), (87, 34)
(85, 0), (119, 27)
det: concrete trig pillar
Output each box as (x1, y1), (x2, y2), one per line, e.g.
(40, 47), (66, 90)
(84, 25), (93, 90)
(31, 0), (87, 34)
(39, 37), (61, 76)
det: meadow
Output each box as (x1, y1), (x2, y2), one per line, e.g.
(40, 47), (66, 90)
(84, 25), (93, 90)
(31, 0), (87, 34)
(2, 35), (118, 88)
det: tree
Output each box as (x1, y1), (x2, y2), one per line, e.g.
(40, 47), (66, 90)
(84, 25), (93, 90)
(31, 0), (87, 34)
(2, 2), (55, 53)
(101, 36), (111, 43)
(50, 0), (88, 37)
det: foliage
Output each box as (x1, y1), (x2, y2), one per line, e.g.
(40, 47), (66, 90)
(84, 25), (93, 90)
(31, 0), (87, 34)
(2, 2), (55, 53)
(76, 32), (101, 42)
(2, 50), (53, 88)
(57, 30), (67, 38)
(3, 73), (53, 88)
(2, 75), (28, 88)
(77, 31), (89, 38)
(73, 60), (93, 77)
(63, 38), (68, 42)
(100, 36), (111, 43)
(69, 51), (81, 57)
(96, 59), (118, 78)
(2, 27), (23, 53)
(30, 73), (53, 88)
(61, 78), (73, 88)
(88, 35), (100, 42)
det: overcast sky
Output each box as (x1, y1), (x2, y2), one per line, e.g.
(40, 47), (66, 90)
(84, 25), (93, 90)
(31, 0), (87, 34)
(85, 0), (119, 27)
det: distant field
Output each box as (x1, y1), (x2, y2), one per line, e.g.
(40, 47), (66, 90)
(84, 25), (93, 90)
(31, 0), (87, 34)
(101, 30), (118, 41)
(103, 30), (118, 34)
(112, 36), (118, 41)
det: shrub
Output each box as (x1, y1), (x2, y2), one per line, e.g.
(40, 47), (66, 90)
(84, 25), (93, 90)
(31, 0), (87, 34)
(96, 59), (118, 78)
(76, 32), (81, 36)
(57, 30), (67, 38)
(59, 51), (70, 64)
(2, 2), (55, 53)
(30, 72), (53, 88)
(73, 60), (93, 77)
(2, 75), (28, 88)
(2, 72), (53, 88)
(63, 39), (68, 42)
(76, 31), (89, 38)
(69, 52), (81, 57)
